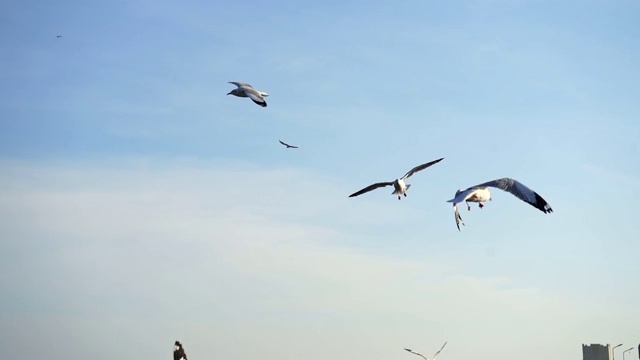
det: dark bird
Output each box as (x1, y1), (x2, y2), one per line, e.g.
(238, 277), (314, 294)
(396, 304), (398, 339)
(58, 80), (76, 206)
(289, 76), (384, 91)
(404, 342), (448, 360)
(349, 158), (444, 200)
(56, 35), (62, 38)
(447, 177), (553, 231)
(279, 140), (298, 149)
(174, 340), (188, 360)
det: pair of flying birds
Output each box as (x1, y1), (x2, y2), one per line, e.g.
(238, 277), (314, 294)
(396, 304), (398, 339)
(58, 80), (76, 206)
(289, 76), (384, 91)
(348, 158), (553, 231)
(227, 81), (299, 149)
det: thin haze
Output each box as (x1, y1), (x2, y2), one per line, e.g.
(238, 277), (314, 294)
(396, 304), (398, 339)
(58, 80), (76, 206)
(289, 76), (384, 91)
(1, 1), (639, 360)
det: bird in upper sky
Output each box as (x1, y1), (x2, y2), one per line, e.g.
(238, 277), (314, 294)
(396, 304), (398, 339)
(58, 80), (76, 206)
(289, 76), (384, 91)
(404, 341), (448, 360)
(446, 177), (553, 231)
(348, 158), (444, 200)
(279, 140), (299, 149)
(173, 341), (188, 360)
(56, 35), (62, 38)
(227, 81), (269, 107)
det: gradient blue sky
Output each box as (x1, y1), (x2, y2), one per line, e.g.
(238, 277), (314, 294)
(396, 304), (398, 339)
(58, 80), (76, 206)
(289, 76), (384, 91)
(1, 1), (639, 359)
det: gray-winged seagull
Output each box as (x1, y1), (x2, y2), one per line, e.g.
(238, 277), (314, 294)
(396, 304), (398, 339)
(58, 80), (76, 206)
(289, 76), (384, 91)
(227, 81), (269, 107)
(447, 177), (553, 231)
(404, 341), (448, 360)
(349, 158), (444, 200)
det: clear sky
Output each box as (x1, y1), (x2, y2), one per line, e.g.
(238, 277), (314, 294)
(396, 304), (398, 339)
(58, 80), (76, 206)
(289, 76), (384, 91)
(1, 0), (639, 359)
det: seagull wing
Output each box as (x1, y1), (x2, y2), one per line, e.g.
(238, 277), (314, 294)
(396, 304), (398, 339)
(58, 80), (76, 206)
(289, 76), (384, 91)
(349, 182), (394, 197)
(242, 87), (267, 107)
(454, 204), (464, 231)
(404, 348), (430, 360)
(432, 341), (447, 360)
(228, 81), (253, 88)
(401, 158), (444, 180)
(470, 178), (553, 213)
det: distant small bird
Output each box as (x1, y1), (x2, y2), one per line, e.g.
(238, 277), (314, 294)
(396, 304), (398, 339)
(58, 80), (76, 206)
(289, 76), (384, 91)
(279, 140), (298, 149)
(404, 341), (448, 360)
(56, 35), (62, 38)
(349, 158), (444, 200)
(227, 81), (269, 107)
(174, 341), (188, 360)
(447, 177), (553, 231)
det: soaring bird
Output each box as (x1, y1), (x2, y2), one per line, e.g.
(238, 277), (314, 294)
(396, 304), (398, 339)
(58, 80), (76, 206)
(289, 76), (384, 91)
(447, 177), (553, 231)
(404, 341), (448, 360)
(174, 340), (188, 360)
(279, 140), (298, 149)
(348, 158), (444, 200)
(227, 81), (268, 107)
(56, 35), (62, 38)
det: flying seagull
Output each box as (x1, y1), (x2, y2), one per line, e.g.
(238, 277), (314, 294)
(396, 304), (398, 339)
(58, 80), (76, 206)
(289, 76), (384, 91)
(349, 158), (444, 200)
(279, 140), (298, 149)
(56, 35), (62, 38)
(404, 341), (448, 360)
(446, 177), (553, 231)
(173, 340), (188, 360)
(227, 81), (268, 107)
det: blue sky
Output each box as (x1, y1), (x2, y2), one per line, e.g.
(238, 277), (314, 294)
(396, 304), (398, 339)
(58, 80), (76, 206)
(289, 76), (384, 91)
(1, 0), (639, 359)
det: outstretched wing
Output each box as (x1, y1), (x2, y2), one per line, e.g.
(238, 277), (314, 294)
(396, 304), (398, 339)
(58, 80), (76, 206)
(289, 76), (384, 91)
(453, 204), (464, 231)
(401, 158), (444, 180)
(404, 349), (429, 360)
(432, 341), (447, 359)
(471, 178), (553, 213)
(228, 81), (253, 88)
(349, 182), (394, 197)
(243, 87), (267, 107)
(279, 140), (298, 148)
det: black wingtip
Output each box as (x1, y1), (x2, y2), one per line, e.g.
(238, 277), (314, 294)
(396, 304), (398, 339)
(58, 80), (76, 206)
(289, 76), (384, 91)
(252, 99), (267, 107)
(534, 193), (553, 214)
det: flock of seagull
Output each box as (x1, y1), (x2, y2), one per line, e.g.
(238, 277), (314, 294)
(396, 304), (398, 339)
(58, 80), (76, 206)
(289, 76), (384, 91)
(227, 81), (554, 231)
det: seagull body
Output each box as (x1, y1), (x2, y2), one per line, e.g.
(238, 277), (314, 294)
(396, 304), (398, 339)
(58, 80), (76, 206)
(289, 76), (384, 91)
(349, 158), (444, 200)
(174, 341), (187, 360)
(279, 140), (298, 149)
(404, 341), (448, 360)
(447, 177), (553, 231)
(227, 81), (268, 107)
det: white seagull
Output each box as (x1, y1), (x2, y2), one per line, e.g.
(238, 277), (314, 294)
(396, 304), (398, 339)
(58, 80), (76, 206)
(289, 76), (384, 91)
(447, 177), (553, 231)
(404, 341), (448, 360)
(227, 81), (269, 107)
(349, 158), (444, 200)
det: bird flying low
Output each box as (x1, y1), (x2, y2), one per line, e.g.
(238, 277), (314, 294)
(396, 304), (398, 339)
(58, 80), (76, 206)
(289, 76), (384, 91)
(349, 158), (444, 200)
(447, 177), (553, 231)
(404, 341), (448, 360)
(227, 81), (269, 107)
(279, 140), (299, 149)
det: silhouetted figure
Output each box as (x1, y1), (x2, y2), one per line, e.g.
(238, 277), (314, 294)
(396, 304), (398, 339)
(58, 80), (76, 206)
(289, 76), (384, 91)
(174, 340), (188, 360)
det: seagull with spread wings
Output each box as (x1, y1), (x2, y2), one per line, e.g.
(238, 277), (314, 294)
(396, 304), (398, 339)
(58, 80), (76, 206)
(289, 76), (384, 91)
(279, 140), (298, 149)
(348, 158), (444, 200)
(404, 341), (448, 360)
(227, 81), (269, 107)
(447, 177), (553, 231)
